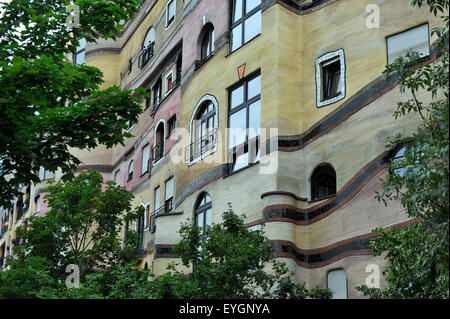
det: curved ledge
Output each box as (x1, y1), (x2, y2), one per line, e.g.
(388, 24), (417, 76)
(261, 191), (308, 202)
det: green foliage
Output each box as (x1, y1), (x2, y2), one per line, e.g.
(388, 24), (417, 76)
(0, 0), (149, 208)
(14, 170), (142, 280)
(356, 0), (449, 299)
(150, 204), (332, 299)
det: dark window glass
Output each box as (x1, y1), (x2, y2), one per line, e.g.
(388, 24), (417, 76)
(128, 160), (134, 181)
(322, 59), (341, 100)
(168, 116), (177, 136)
(201, 27), (214, 61)
(311, 164), (336, 200)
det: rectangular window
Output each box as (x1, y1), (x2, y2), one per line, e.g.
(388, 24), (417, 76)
(387, 23), (430, 65)
(165, 72), (173, 95)
(167, 116), (177, 137)
(34, 196), (40, 213)
(316, 49), (346, 107)
(153, 78), (162, 109)
(144, 202), (151, 230)
(154, 186), (161, 212)
(230, 0), (261, 52)
(165, 177), (174, 212)
(166, 0), (176, 28)
(228, 72), (261, 173)
(141, 144), (150, 175)
(74, 38), (86, 65)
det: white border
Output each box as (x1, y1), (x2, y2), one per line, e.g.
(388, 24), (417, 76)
(315, 49), (346, 108)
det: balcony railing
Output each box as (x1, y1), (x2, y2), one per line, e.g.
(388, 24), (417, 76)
(138, 42), (155, 69)
(185, 128), (218, 163)
(151, 76), (181, 115)
(149, 198), (173, 233)
(152, 142), (165, 163)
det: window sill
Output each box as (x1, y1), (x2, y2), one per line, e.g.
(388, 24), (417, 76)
(225, 33), (261, 58)
(308, 194), (336, 204)
(194, 53), (215, 71)
(223, 161), (260, 179)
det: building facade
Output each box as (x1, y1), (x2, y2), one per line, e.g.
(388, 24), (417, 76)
(1, 0), (442, 298)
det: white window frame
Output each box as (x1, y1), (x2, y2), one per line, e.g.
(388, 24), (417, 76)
(142, 201), (151, 230)
(165, 0), (176, 30)
(327, 269), (348, 299)
(153, 119), (166, 167)
(386, 23), (430, 65)
(188, 95), (219, 166)
(141, 144), (150, 175)
(164, 70), (174, 96)
(315, 49), (346, 108)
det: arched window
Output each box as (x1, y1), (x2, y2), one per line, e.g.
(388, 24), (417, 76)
(128, 161), (134, 182)
(391, 146), (406, 177)
(187, 95), (218, 163)
(195, 193), (212, 234)
(311, 164), (336, 200)
(139, 27), (155, 68)
(327, 269), (347, 299)
(153, 122), (165, 163)
(201, 25), (214, 61)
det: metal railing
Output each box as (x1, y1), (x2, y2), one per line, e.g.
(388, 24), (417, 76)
(149, 198), (173, 233)
(152, 142), (165, 163)
(185, 128), (218, 162)
(138, 42), (155, 69)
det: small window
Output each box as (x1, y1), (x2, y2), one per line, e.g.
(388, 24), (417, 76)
(141, 144), (150, 175)
(166, 0), (176, 28)
(316, 49), (345, 107)
(126, 120), (135, 131)
(387, 24), (430, 65)
(165, 177), (174, 212)
(230, 0), (261, 52)
(327, 269), (347, 299)
(167, 116), (177, 137)
(114, 170), (121, 186)
(139, 27), (155, 68)
(38, 167), (55, 181)
(128, 160), (134, 181)
(165, 72), (173, 95)
(74, 38), (86, 65)
(311, 164), (336, 200)
(153, 78), (162, 110)
(195, 193), (212, 234)
(34, 196), (40, 213)
(144, 203), (151, 230)
(153, 122), (165, 163)
(201, 26), (215, 61)
(145, 88), (151, 110)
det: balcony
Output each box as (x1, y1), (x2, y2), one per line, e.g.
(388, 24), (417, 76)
(152, 142), (165, 164)
(149, 198), (173, 233)
(185, 128), (218, 163)
(138, 42), (155, 69)
(151, 75), (181, 116)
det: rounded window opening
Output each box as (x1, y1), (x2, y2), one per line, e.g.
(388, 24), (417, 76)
(200, 25), (215, 61)
(311, 164), (336, 200)
(194, 193), (212, 234)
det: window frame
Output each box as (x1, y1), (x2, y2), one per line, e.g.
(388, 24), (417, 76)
(310, 163), (337, 201)
(227, 71), (261, 172)
(194, 193), (212, 234)
(201, 25), (215, 61)
(34, 195), (40, 213)
(327, 268), (348, 299)
(73, 38), (86, 65)
(166, 0), (176, 29)
(128, 160), (134, 182)
(230, 0), (262, 53)
(114, 169), (121, 186)
(386, 23), (430, 65)
(315, 49), (346, 108)
(141, 144), (150, 175)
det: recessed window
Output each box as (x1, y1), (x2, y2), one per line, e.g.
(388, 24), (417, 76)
(387, 24), (430, 65)
(144, 202), (151, 230)
(141, 144), (150, 175)
(311, 164), (336, 200)
(228, 73), (261, 172)
(74, 38), (86, 65)
(167, 115), (177, 137)
(316, 49), (346, 107)
(145, 88), (151, 110)
(327, 269), (347, 299)
(201, 25), (215, 61)
(153, 122), (165, 163)
(126, 120), (135, 131)
(195, 193), (212, 234)
(152, 77), (162, 110)
(114, 170), (121, 186)
(128, 160), (134, 182)
(165, 72), (173, 95)
(166, 0), (176, 28)
(139, 27), (155, 68)
(230, 0), (261, 52)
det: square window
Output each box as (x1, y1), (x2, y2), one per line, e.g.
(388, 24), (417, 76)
(230, 0), (261, 52)
(168, 116), (177, 136)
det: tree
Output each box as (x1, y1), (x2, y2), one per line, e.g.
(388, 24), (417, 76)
(0, 0), (148, 208)
(356, 0), (449, 299)
(0, 171), (143, 298)
(150, 204), (332, 299)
